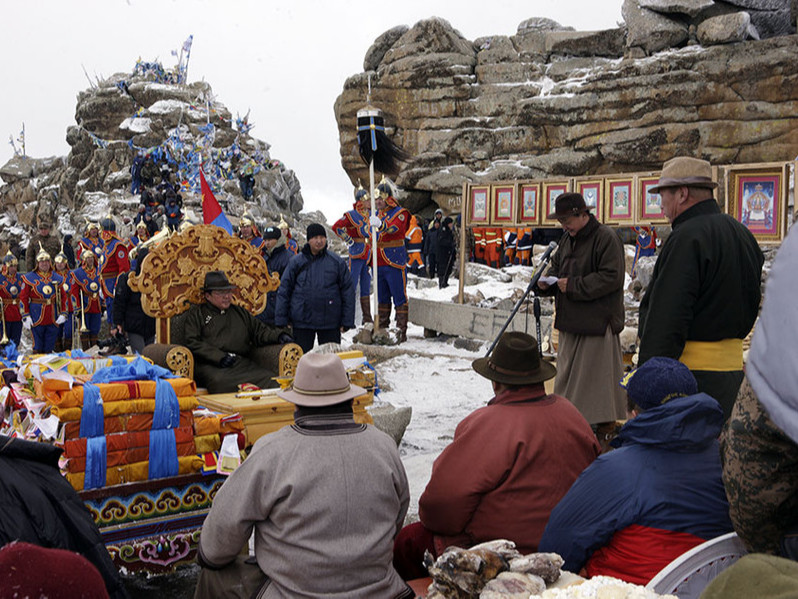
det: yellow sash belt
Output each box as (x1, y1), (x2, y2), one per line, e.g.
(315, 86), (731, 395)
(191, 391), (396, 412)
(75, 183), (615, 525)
(679, 339), (743, 372)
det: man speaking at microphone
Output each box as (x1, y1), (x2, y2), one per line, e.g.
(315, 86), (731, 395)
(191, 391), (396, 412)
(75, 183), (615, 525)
(537, 193), (626, 445)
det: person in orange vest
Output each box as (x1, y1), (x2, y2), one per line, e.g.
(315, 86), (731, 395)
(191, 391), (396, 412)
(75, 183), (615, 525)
(483, 227), (503, 269)
(503, 227), (517, 266)
(516, 227), (533, 266)
(405, 214), (425, 276)
(472, 227), (486, 264)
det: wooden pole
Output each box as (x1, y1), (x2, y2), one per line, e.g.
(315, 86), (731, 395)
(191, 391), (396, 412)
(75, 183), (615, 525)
(457, 182), (468, 305)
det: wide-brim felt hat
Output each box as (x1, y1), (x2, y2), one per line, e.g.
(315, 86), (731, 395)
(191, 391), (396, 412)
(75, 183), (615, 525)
(472, 332), (557, 385)
(278, 353), (365, 407)
(648, 156), (718, 193)
(547, 192), (589, 219)
(202, 270), (237, 292)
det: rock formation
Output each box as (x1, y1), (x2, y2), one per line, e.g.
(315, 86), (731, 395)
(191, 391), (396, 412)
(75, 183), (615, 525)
(334, 1), (798, 215)
(0, 59), (304, 255)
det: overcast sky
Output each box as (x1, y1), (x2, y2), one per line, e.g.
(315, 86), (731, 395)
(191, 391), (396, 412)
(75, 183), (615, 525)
(1, 0), (623, 222)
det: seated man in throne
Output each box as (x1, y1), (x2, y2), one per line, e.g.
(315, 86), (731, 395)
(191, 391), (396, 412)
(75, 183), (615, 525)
(184, 271), (294, 393)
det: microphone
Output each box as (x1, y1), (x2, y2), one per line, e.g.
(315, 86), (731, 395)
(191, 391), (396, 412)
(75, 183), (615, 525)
(539, 240), (558, 262)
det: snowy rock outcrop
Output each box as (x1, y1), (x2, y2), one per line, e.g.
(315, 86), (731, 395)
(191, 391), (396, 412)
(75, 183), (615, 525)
(335, 6), (798, 216)
(0, 62), (304, 254)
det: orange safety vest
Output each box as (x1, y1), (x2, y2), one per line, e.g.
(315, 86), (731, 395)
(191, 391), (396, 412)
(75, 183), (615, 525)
(484, 228), (503, 268)
(472, 228), (486, 262)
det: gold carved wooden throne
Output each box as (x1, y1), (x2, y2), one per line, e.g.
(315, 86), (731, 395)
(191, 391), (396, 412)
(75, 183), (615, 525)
(128, 224), (302, 380)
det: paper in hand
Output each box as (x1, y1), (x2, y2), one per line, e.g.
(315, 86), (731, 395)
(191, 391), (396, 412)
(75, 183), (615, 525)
(539, 276), (558, 286)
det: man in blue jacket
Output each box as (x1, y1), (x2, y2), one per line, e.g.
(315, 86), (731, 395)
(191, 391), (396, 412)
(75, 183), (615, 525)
(275, 223), (354, 352)
(539, 357), (733, 585)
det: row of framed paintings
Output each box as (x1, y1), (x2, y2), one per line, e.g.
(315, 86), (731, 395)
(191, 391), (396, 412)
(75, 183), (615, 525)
(465, 164), (792, 242)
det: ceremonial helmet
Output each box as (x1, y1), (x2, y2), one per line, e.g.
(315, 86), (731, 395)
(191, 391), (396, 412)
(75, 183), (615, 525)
(54, 251), (68, 268)
(278, 215), (290, 232)
(354, 180), (369, 203)
(3, 251), (18, 267)
(85, 219), (100, 234)
(135, 221), (149, 235)
(81, 250), (96, 266)
(100, 215), (116, 232)
(377, 175), (393, 199)
(36, 242), (51, 262)
(240, 214), (255, 228)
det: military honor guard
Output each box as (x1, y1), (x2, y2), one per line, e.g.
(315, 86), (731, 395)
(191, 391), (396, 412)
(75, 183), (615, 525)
(98, 217), (131, 326)
(20, 244), (68, 353)
(77, 221), (105, 261)
(278, 216), (299, 255)
(332, 183), (374, 324)
(0, 252), (24, 348)
(52, 250), (74, 352)
(374, 178), (411, 342)
(70, 251), (104, 349)
(238, 214), (265, 254)
(405, 213), (425, 276)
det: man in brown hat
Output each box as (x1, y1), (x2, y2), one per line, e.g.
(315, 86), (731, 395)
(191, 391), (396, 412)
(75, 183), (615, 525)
(195, 353), (413, 599)
(392, 332), (600, 580)
(638, 156), (763, 418)
(183, 270), (294, 393)
(536, 192), (627, 435)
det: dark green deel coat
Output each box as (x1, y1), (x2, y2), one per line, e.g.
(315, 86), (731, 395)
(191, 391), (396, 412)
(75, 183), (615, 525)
(183, 302), (285, 393)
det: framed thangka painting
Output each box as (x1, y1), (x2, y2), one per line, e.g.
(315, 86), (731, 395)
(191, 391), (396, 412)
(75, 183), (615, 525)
(638, 176), (668, 224)
(518, 182), (541, 224)
(575, 179), (603, 220)
(468, 185), (490, 225)
(727, 167), (787, 242)
(541, 181), (570, 226)
(492, 184), (516, 224)
(604, 177), (635, 225)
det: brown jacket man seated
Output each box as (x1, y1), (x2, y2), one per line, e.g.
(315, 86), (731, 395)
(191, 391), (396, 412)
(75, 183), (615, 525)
(393, 332), (600, 580)
(183, 271), (293, 393)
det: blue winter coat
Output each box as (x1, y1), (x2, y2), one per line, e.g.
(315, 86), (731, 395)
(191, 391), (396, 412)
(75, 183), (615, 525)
(274, 244), (354, 330)
(539, 393), (733, 577)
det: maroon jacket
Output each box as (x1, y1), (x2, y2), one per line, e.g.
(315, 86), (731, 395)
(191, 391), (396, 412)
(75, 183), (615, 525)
(419, 386), (600, 554)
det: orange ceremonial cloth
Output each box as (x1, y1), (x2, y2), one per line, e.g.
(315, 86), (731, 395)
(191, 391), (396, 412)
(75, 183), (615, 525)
(62, 426), (197, 473)
(51, 396), (199, 422)
(41, 377), (197, 408)
(61, 411), (195, 440)
(66, 455), (204, 491)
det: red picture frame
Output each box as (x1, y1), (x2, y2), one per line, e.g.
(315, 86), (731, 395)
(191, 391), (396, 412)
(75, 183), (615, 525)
(575, 179), (603, 221)
(518, 182), (541, 224)
(541, 181), (569, 226)
(605, 178), (635, 224)
(638, 176), (668, 224)
(491, 184), (516, 224)
(727, 168), (786, 242)
(468, 185), (490, 225)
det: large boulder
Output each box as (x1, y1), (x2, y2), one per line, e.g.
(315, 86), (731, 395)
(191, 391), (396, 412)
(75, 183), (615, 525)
(697, 11), (760, 44)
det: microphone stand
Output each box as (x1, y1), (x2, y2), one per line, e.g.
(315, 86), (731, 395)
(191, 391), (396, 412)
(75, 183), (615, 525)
(486, 241), (558, 357)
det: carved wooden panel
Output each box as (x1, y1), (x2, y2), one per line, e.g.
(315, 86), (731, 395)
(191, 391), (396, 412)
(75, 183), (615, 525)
(129, 225), (279, 320)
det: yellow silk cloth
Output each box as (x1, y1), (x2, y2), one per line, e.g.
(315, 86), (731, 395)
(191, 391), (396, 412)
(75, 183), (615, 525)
(194, 434), (222, 454)
(65, 455), (204, 491)
(679, 339), (744, 372)
(42, 377), (197, 408)
(51, 396), (200, 423)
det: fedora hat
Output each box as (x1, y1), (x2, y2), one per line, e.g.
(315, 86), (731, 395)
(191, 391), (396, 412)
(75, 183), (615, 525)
(547, 192), (589, 219)
(278, 353), (365, 407)
(202, 270), (237, 292)
(648, 157), (718, 193)
(472, 332), (557, 385)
